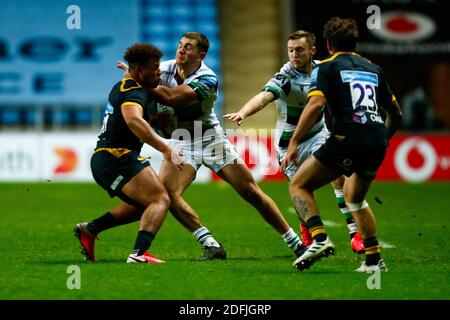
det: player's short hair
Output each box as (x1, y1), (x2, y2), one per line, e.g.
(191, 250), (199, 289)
(323, 17), (359, 51)
(287, 30), (316, 48)
(124, 43), (163, 70)
(182, 32), (210, 54)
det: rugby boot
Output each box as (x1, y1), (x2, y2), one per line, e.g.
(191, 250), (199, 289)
(74, 222), (98, 261)
(300, 224), (313, 247)
(351, 231), (365, 254)
(355, 259), (388, 272)
(127, 251), (166, 264)
(293, 242), (308, 258)
(198, 244), (227, 261)
(293, 236), (335, 271)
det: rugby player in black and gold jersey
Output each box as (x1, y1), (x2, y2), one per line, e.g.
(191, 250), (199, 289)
(74, 43), (184, 264)
(282, 17), (402, 272)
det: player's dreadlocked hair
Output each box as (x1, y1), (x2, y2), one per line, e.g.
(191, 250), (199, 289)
(323, 17), (359, 51)
(124, 43), (163, 71)
(182, 32), (210, 54)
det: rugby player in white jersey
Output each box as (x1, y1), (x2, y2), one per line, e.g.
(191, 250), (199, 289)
(224, 30), (364, 253)
(119, 32), (307, 260)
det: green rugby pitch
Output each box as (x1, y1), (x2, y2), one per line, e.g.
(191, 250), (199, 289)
(0, 181), (448, 300)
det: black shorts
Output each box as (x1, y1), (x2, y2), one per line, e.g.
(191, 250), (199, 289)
(90, 149), (151, 203)
(313, 125), (388, 180)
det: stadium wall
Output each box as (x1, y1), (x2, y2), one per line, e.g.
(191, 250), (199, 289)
(0, 133), (449, 183)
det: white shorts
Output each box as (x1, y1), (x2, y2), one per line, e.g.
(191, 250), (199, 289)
(167, 125), (240, 173)
(277, 128), (330, 181)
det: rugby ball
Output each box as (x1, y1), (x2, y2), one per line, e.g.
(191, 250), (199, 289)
(154, 103), (178, 138)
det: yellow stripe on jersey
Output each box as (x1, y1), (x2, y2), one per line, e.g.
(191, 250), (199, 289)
(94, 148), (132, 158)
(319, 51), (359, 64)
(120, 78), (142, 92)
(392, 95), (397, 102)
(307, 90), (325, 98)
(121, 102), (143, 111)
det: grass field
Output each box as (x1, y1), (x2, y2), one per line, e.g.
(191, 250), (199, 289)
(0, 181), (449, 300)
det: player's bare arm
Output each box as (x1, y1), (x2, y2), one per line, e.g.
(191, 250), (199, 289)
(223, 91), (275, 126)
(117, 59), (199, 106)
(280, 95), (326, 172)
(121, 102), (184, 169)
(148, 84), (198, 106)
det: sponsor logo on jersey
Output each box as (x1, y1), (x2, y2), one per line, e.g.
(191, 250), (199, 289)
(340, 71), (378, 85)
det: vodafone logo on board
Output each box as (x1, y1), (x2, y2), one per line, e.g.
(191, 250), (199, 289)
(394, 137), (437, 182)
(370, 11), (436, 42)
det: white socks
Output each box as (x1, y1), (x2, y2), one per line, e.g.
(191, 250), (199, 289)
(193, 227), (221, 248)
(282, 228), (302, 250)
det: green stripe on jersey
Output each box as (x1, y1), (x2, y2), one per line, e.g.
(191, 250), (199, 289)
(262, 86), (282, 99)
(189, 82), (209, 101)
(286, 105), (301, 117)
(281, 131), (293, 140)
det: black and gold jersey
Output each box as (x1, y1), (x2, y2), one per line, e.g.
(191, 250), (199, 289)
(308, 52), (396, 134)
(96, 78), (156, 152)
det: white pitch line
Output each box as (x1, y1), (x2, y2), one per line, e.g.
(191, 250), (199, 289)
(322, 220), (344, 227)
(379, 241), (396, 249)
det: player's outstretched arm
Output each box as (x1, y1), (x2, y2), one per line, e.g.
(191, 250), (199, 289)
(223, 91), (275, 126)
(121, 103), (184, 169)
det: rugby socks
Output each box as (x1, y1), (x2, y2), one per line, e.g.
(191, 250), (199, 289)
(364, 237), (382, 266)
(132, 230), (155, 256)
(88, 212), (115, 235)
(334, 189), (358, 238)
(193, 227), (221, 248)
(306, 216), (327, 242)
(282, 228), (302, 251)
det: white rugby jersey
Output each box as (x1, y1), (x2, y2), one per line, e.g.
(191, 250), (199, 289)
(262, 61), (325, 151)
(157, 59), (220, 136)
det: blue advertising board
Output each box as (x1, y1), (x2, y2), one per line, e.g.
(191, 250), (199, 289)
(0, 0), (139, 104)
